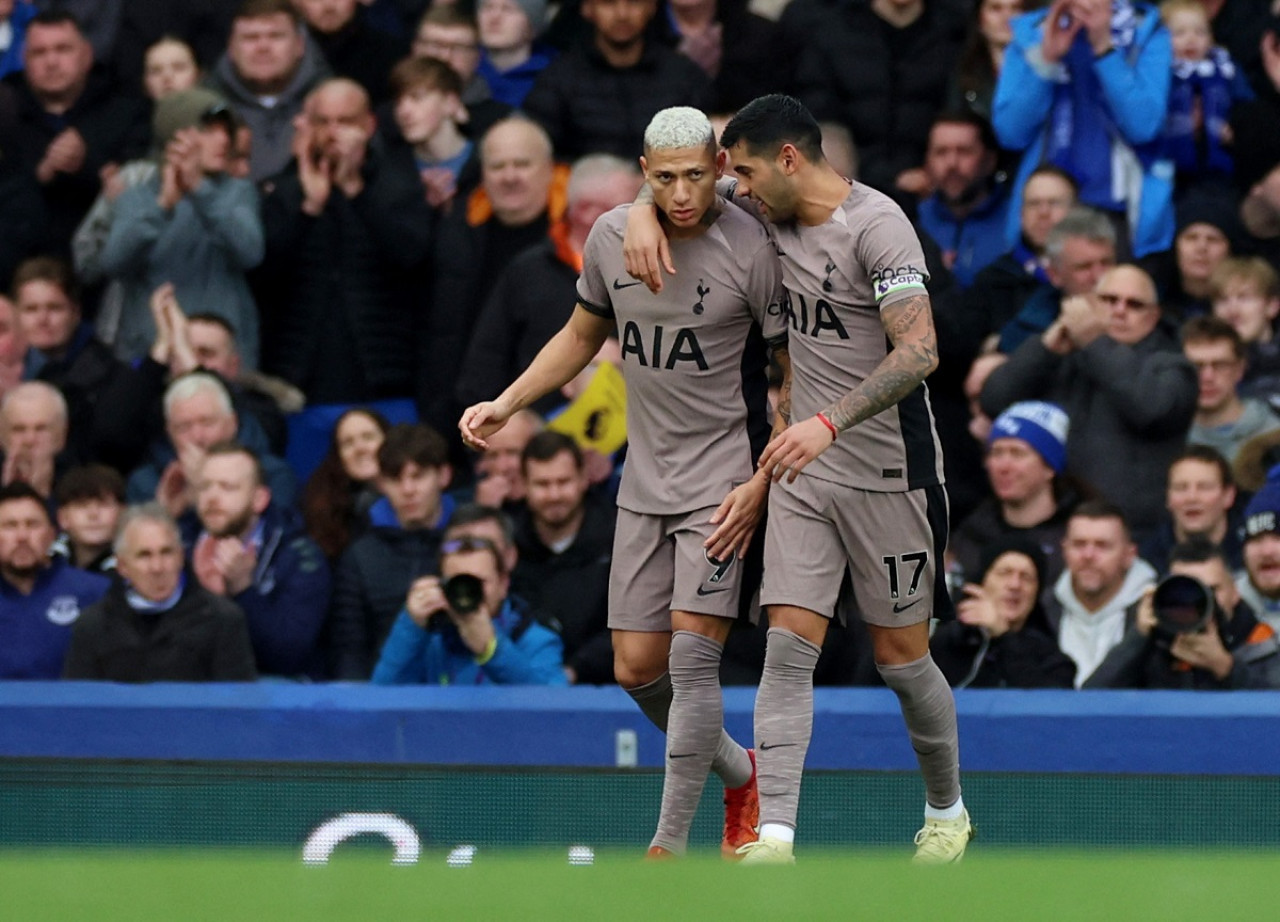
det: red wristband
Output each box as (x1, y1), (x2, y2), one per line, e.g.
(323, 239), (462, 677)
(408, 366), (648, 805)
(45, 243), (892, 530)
(816, 412), (838, 442)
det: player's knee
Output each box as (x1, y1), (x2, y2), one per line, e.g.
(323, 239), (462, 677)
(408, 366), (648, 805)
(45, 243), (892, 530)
(613, 653), (666, 689)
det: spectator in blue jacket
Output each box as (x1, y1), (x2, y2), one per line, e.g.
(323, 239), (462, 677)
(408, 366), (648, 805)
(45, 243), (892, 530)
(993, 0), (1174, 258)
(372, 532), (568, 686)
(191, 441), (331, 678)
(0, 1), (37, 80)
(916, 110), (1013, 289)
(0, 481), (109, 678)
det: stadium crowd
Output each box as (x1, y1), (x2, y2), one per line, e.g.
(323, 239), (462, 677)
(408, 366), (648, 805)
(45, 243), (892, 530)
(3, 0), (1280, 691)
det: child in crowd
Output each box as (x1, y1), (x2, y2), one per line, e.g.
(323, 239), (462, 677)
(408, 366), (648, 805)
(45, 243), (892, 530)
(389, 56), (475, 211)
(1212, 256), (1280, 405)
(51, 464), (126, 576)
(1160, 0), (1253, 191)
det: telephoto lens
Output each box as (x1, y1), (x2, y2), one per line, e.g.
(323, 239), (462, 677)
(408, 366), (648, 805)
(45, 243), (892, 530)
(441, 573), (485, 615)
(1151, 574), (1214, 637)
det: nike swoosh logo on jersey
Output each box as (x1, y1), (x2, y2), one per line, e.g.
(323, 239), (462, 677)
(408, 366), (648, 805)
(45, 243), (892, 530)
(696, 586), (730, 596)
(668, 752), (697, 759)
(613, 278), (643, 290)
(759, 741), (797, 751)
(893, 599), (922, 613)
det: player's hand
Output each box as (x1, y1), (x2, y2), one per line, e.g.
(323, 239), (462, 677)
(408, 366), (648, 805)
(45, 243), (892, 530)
(622, 202), (674, 294)
(705, 473), (768, 561)
(459, 400), (510, 451)
(758, 416), (836, 484)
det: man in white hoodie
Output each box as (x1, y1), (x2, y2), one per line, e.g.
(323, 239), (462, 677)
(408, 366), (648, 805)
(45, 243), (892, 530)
(1049, 500), (1157, 687)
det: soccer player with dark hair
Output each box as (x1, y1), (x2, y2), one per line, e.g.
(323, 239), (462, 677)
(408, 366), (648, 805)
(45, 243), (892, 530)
(625, 93), (970, 864)
(461, 106), (790, 859)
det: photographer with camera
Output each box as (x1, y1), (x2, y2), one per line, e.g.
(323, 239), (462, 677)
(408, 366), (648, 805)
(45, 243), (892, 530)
(370, 533), (568, 686)
(1085, 537), (1280, 689)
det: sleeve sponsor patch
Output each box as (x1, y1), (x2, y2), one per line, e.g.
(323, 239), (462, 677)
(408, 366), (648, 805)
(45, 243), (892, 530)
(871, 266), (927, 302)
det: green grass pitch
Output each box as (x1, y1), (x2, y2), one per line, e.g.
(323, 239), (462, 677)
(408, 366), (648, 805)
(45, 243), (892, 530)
(4, 849), (1278, 922)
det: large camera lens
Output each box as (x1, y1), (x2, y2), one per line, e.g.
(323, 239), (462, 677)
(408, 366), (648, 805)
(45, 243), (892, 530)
(442, 573), (485, 615)
(1151, 574), (1213, 635)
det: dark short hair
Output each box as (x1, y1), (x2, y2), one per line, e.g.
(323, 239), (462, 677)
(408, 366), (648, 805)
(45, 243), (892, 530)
(186, 312), (238, 340)
(929, 110), (998, 154)
(12, 256), (80, 304)
(1171, 444), (1234, 490)
(378, 423), (449, 477)
(205, 439), (265, 488)
(1069, 499), (1131, 540)
(53, 464), (126, 507)
(521, 430), (582, 472)
(447, 502), (516, 549)
(234, 0), (300, 25)
(389, 55), (463, 99)
(1181, 314), (1245, 359)
(0, 481), (52, 523)
(1168, 536), (1228, 570)
(28, 10), (85, 35)
(720, 94), (824, 162)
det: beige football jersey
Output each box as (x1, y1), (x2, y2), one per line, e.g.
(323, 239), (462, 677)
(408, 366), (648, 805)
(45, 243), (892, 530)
(730, 179), (946, 492)
(577, 204), (787, 515)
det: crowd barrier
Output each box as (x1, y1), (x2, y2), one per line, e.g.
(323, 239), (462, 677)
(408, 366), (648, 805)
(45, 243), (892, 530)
(3, 684), (1278, 853)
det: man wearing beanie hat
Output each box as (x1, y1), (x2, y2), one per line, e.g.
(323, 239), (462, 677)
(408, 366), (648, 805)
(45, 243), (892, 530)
(931, 534), (1077, 689)
(950, 401), (1081, 596)
(1237, 464), (1280, 632)
(476, 0), (555, 108)
(982, 264), (1198, 540)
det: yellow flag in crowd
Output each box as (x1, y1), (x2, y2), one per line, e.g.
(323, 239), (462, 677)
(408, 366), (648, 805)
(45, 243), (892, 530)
(547, 361), (628, 455)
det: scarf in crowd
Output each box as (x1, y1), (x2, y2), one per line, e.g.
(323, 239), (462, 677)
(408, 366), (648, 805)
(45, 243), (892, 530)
(1164, 47), (1250, 178)
(1045, 0), (1140, 213)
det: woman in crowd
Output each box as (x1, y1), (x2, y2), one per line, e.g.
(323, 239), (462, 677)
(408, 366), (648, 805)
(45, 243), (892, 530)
(302, 408), (392, 561)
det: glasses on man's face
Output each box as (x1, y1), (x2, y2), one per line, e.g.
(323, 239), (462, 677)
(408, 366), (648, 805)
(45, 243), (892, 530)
(441, 536), (500, 557)
(1097, 292), (1154, 312)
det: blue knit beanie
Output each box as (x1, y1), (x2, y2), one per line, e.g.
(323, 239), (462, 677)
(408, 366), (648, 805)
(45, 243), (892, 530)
(1244, 464), (1280, 540)
(987, 401), (1070, 474)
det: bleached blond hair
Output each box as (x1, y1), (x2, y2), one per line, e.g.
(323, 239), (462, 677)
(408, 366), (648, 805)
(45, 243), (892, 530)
(643, 107), (714, 155)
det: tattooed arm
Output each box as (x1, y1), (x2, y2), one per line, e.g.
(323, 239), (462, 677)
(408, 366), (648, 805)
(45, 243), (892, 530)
(758, 294), (938, 483)
(823, 293), (938, 431)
